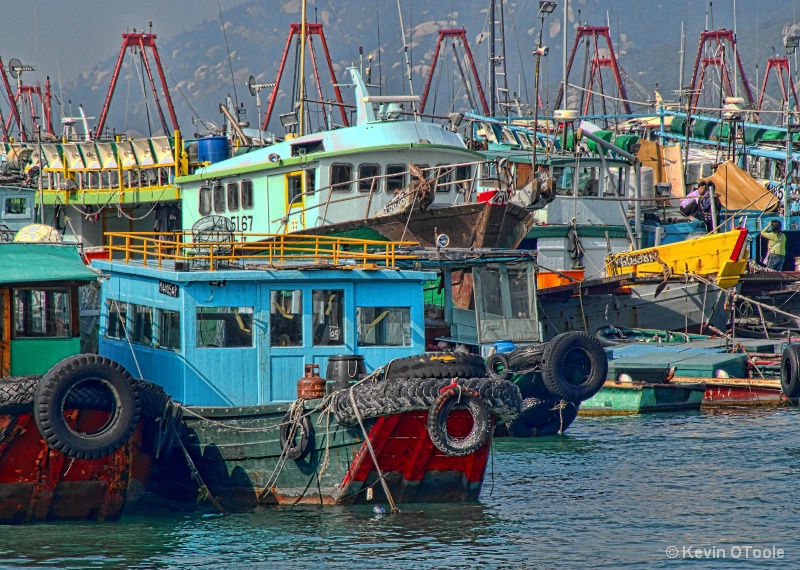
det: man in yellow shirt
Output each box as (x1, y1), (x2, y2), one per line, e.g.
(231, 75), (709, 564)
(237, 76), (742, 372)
(761, 219), (787, 270)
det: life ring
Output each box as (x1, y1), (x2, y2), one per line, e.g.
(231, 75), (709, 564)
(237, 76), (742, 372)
(33, 355), (141, 459)
(426, 384), (491, 456)
(541, 331), (608, 402)
(781, 344), (800, 398)
(486, 353), (511, 381)
(280, 410), (313, 460)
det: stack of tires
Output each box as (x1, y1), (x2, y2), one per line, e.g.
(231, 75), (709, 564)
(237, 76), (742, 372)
(487, 332), (607, 437)
(331, 352), (522, 456)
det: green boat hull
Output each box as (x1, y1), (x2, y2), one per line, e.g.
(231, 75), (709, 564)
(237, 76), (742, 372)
(579, 381), (706, 415)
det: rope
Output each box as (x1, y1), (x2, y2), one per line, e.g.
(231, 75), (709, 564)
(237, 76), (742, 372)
(105, 279), (144, 379)
(171, 423), (229, 515)
(349, 383), (400, 513)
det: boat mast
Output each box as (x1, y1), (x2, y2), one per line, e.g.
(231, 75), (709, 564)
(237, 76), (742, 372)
(490, 0), (496, 116)
(396, 0), (417, 113)
(299, 0), (308, 136)
(563, 0), (568, 107)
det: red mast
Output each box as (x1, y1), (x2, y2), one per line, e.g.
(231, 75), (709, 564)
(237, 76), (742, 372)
(0, 59), (52, 142)
(757, 56), (799, 112)
(419, 29), (489, 116)
(262, 23), (348, 132)
(687, 30), (755, 114)
(94, 27), (179, 139)
(555, 25), (631, 115)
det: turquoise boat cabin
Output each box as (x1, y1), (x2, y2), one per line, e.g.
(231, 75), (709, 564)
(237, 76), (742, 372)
(94, 232), (433, 406)
(1, 242), (97, 377)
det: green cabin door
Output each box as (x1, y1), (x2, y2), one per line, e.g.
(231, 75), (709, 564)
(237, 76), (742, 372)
(0, 289), (9, 377)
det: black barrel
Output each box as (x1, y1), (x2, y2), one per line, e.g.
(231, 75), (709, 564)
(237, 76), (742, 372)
(326, 355), (366, 394)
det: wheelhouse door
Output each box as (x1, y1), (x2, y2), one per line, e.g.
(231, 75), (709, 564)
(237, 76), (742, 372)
(285, 171), (308, 232)
(0, 289), (9, 377)
(259, 283), (353, 403)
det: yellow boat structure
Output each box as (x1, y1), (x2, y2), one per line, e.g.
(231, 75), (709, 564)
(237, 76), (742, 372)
(605, 228), (749, 289)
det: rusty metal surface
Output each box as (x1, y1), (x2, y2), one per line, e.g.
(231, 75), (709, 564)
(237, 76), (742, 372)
(0, 411), (150, 524)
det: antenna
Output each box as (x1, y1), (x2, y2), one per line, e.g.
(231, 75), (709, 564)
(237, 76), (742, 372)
(247, 75), (275, 145)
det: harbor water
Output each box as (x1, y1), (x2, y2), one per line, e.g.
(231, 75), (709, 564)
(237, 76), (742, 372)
(1, 408), (798, 568)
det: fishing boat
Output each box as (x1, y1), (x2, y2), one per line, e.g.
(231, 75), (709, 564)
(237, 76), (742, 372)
(174, 67), (533, 250)
(0, 239), (173, 523)
(397, 248), (608, 436)
(92, 230), (521, 511)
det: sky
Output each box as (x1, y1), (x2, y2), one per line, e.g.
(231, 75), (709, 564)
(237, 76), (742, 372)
(1, 0), (251, 85)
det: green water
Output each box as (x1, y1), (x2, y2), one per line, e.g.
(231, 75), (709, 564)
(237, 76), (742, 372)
(1, 408), (798, 568)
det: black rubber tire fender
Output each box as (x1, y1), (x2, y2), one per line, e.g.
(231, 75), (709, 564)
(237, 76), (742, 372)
(279, 410), (313, 461)
(33, 355), (141, 460)
(541, 332), (608, 402)
(426, 385), (491, 456)
(486, 353), (511, 381)
(384, 352), (486, 380)
(781, 344), (800, 398)
(504, 398), (579, 437)
(507, 344), (547, 371)
(0, 375), (41, 414)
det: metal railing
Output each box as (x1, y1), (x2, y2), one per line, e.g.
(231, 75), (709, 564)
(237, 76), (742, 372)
(104, 231), (419, 271)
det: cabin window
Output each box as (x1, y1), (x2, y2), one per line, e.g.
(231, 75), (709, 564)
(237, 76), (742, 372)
(455, 165), (472, 192)
(129, 303), (153, 347)
(105, 299), (127, 340)
(4, 197), (27, 216)
(199, 186), (212, 216)
(358, 164), (380, 193)
(213, 183), (225, 213)
(312, 289), (344, 346)
(287, 173), (303, 205)
(270, 290), (303, 347)
(508, 267), (532, 319)
(227, 182), (240, 211)
(435, 164), (452, 192)
(241, 180), (254, 210)
(196, 307), (253, 348)
(357, 306), (411, 346)
(330, 163), (353, 192)
(156, 309), (181, 352)
(14, 289), (71, 338)
(386, 164), (406, 193)
(305, 170), (316, 195)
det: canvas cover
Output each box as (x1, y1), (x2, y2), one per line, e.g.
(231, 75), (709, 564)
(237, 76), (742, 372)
(699, 160), (779, 212)
(0, 243), (98, 285)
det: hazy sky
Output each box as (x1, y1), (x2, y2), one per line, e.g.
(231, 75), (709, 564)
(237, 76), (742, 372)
(1, 0), (251, 84)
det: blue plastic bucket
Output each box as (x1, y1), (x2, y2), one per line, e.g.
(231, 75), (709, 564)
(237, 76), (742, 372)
(197, 136), (230, 164)
(494, 340), (517, 354)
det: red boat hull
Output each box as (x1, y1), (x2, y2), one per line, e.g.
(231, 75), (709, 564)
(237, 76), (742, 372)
(0, 410), (151, 524)
(338, 410), (490, 504)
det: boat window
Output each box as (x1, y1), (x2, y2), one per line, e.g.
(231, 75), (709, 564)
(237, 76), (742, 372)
(312, 290), (344, 346)
(227, 182), (239, 211)
(14, 289), (71, 338)
(455, 165), (472, 193)
(129, 303), (153, 347)
(105, 299), (127, 340)
(330, 163), (353, 192)
(213, 183), (225, 213)
(287, 173), (303, 205)
(199, 185), (212, 216)
(241, 179), (254, 210)
(357, 307), (411, 346)
(196, 307), (253, 348)
(435, 164), (452, 192)
(156, 309), (180, 352)
(4, 197), (28, 216)
(518, 133), (532, 149)
(386, 164), (407, 193)
(501, 128), (518, 146)
(358, 164), (381, 193)
(508, 268), (532, 319)
(478, 268), (503, 317)
(270, 290), (303, 347)
(305, 170), (316, 195)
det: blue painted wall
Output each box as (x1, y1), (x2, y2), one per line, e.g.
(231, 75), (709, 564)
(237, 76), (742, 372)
(97, 264), (432, 406)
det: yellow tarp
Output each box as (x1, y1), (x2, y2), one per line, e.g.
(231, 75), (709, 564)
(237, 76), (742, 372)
(699, 160), (779, 212)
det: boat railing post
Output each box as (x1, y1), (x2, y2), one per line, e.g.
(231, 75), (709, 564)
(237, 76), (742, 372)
(125, 234), (131, 264)
(634, 162), (642, 249)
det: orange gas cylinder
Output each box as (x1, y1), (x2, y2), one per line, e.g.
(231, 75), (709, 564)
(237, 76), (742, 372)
(297, 364), (325, 399)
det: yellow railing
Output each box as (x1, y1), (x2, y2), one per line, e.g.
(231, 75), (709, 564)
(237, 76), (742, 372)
(104, 232), (419, 271)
